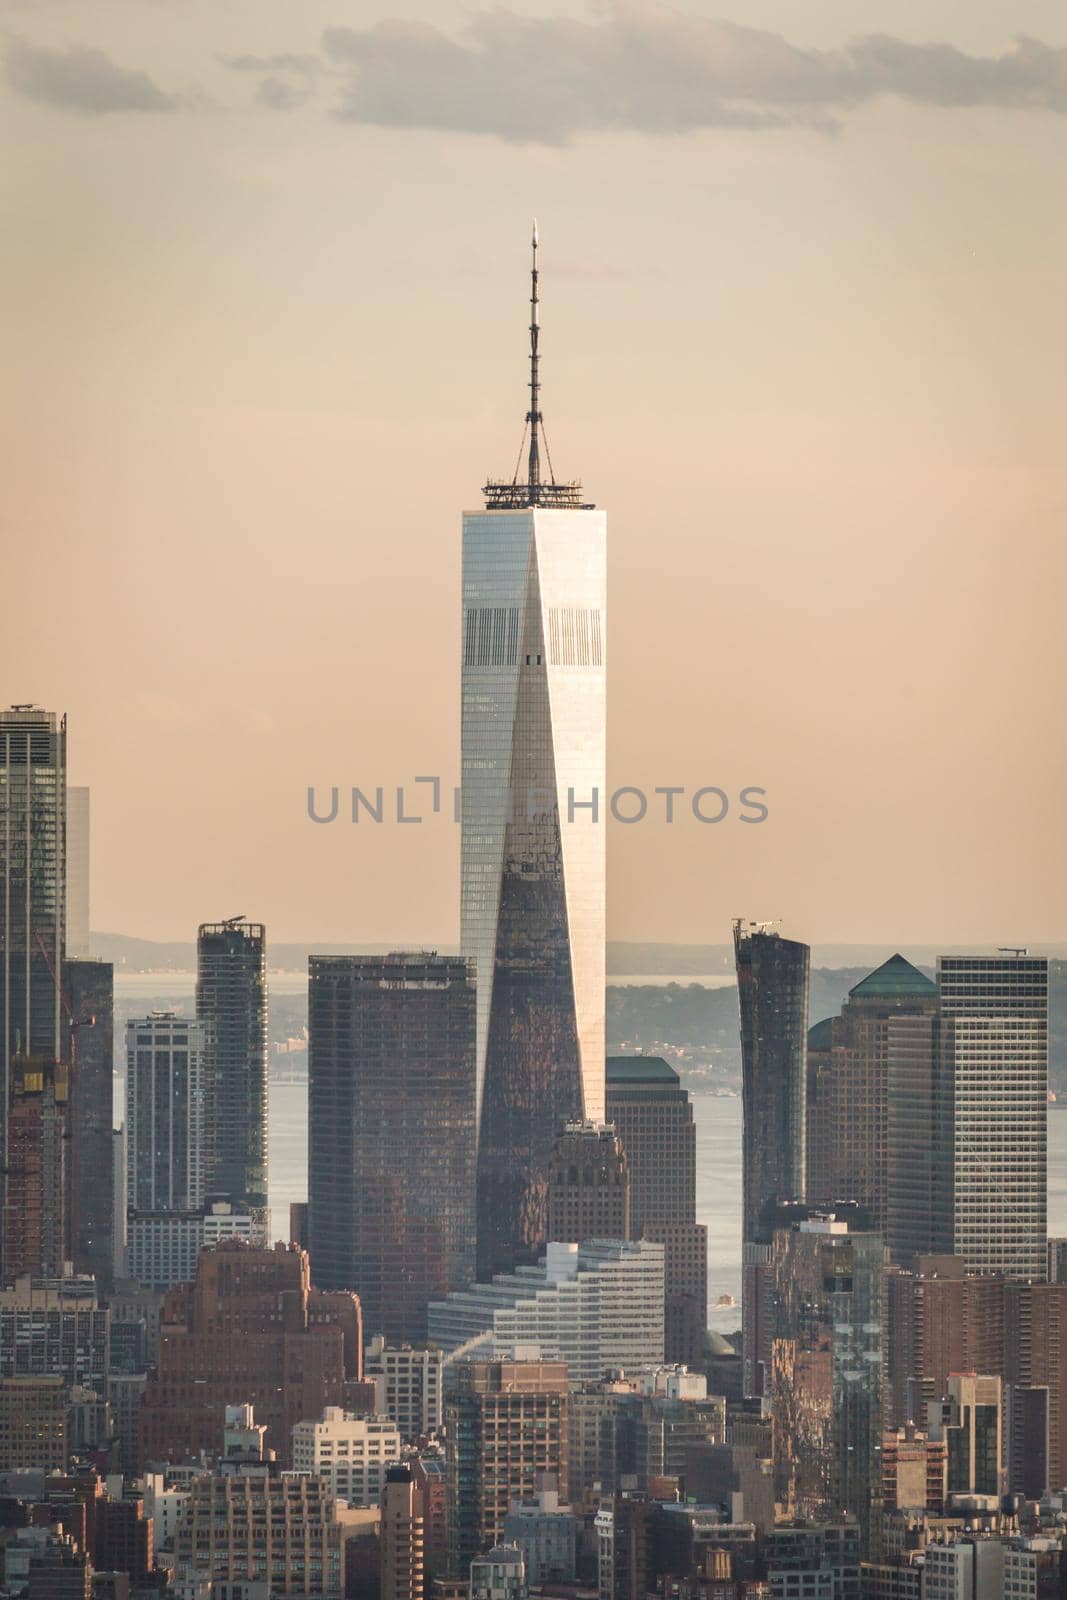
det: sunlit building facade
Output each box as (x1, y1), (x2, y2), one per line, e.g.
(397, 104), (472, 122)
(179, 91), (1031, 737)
(463, 357), (606, 1277)
(938, 954), (1047, 1280)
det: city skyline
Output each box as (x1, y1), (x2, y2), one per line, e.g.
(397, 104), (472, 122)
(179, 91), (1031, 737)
(2, 5), (1066, 1591)
(4, 0), (1066, 947)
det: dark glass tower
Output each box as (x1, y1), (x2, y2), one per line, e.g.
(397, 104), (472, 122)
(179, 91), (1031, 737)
(63, 957), (115, 1290)
(196, 919), (268, 1227)
(733, 920), (809, 1395)
(307, 952), (476, 1341)
(0, 706), (66, 1274)
(605, 1056), (708, 1364)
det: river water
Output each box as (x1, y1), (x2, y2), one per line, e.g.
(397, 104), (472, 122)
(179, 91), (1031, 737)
(266, 1083), (1067, 1333)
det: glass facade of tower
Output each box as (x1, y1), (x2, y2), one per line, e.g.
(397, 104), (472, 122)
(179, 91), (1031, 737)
(462, 508), (606, 1280)
(0, 708), (66, 1210)
(939, 954), (1048, 1280)
(196, 920), (268, 1227)
(126, 1012), (208, 1213)
(766, 1220), (884, 1554)
(307, 952), (477, 1342)
(734, 922), (809, 1248)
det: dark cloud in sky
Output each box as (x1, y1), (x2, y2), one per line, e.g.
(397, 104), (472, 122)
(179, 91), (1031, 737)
(4, 32), (175, 113)
(320, 3), (1067, 142)
(255, 75), (311, 111)
(219, 51), (321, 77)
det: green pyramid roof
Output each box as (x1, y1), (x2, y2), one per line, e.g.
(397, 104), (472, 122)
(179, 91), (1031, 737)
(848, 953), (936, 1001)
(606, 1055), (679, 1085)
(808, 1016), (834, 1051)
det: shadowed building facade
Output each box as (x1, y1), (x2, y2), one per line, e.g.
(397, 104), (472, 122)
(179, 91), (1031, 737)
(733, 921), (809, 1394)
(195, 919), (268, 1232)
(307, 951), (476, 1341)
(806, 954), (939, 1240)
(464, 232), (606, 1280)
(605, 1056), (707, 1366)
(548, 1122), (629, 1245)
(62, 959), (115, 1292)
(765, 1214), (884, 1553)
(3, 1059), (69, 1282)
(446, 1354), (569, 1576)
(0, 708), (66, 1277)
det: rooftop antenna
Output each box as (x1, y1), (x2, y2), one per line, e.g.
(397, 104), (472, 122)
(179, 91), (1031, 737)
(483, 224), (593, 511)
(527, 220), (541, 500)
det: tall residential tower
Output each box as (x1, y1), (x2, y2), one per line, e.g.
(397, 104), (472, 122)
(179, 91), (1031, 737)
(0, 709), (66, 1182)
(196, 918), (268, 1231)
(733, 920), (809, 1393)
(464, 229), (606, 1279)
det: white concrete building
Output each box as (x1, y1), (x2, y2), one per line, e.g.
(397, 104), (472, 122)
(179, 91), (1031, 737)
(126, 1201), (256, 1290)
(429, 1240), (665, 1383)
(142, 1473), (189, 1554)
(364, 1339), (443, 1440)
(290, 1408), (401, 1508)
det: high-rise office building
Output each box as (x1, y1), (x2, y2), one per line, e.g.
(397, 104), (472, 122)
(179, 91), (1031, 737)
(734, 921), (809, 1241)
(0, 1376), (69, 1472)
(308, 952), (476, 1341)
(138, 1241), (363, 1468)
(174, 1472), (347, 1597)
(547, 1122), (629, 1245)
(464, 230), (606, 1280)
(883, 1259), (1004, 1429)
(938, 954), (1047, 1280)
(445, 1352), (569, 1576)
(885, 1263), (1067, 1492)
(126, 1012), (207, 1215)
(291, 1407), (402, 1508)
(364, 1338), (444, 1440)
(605, 1057), (707, 1366)
(807, 955), (939, 1235)
(1005, 1383), (1049, 1500)
(4, 1058), (70, 1281)
(568, 1369), (726, 1499)
(195, 918), (268, 1227)
(0, 1275), (109, 1389)
(0, 707), (67, 1268)
(926, 1373), (1002, 1499)
(605, 1058), (696, 1227)
(428, 1239), (665, 1380)
(126, 1198), (256, 1290)
(733, 922), (809, 1394)
(380, 1465), (425, 1600)
(64, 788), (90, 960)
(885, 955), (1048, 1275)
(765, 1213), (884, 1553)
(62, 960), (114, 1291)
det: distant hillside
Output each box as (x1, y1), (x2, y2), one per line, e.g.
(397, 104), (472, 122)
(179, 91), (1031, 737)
(93, 931), (1067, 974)
(606, 961), (1067, 1099)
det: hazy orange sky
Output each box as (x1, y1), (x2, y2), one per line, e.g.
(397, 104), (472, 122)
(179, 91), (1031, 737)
(3, 0), (1066, 947)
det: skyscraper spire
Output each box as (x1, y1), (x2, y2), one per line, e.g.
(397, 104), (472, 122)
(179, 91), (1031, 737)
(483, 224), (592, 511)
(527, 219), (541, 499)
